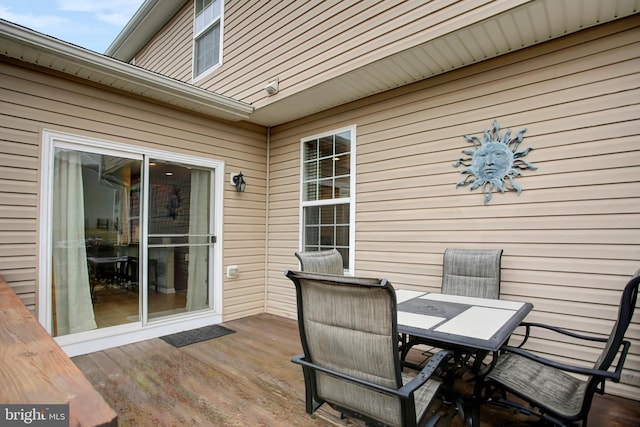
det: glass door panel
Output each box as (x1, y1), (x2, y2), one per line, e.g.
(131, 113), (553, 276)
(52, 148), (141, 336)
(147, 160), (212, 319)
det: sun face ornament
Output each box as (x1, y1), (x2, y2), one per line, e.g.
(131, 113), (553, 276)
(453, 120), (537, 204)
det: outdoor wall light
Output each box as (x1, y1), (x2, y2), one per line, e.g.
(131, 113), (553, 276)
(264, 79), (279, 96)
(230, 172), (246, 192)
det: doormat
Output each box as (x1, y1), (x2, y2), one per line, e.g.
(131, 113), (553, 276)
(160, 325), (236, 348)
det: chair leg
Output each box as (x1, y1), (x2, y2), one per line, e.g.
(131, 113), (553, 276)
(301, 367), (322, 414)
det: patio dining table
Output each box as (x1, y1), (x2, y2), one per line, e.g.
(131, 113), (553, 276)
(395, 289), (533, 426)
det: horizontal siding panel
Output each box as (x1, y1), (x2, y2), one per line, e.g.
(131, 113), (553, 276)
(0, 256), (35, 270)
(0, 244), (36, 257)
(0, 193), (36, 207)
(357, 229), (639, 245)
(5, 280), (36, 295)
(0, 232), (36, 244)
(0, 151), (38, 169)
(0, 219), (36, 232)
(504, 257), (638, 276)
(509, 299), (620, 325)
(0, 139), (38, 157)
(0, 166), (37, 182)
(505, 281), (625, 305)
(222, 304), (264, 321)
(0, 205), (37, 219)
(357, 214), (640, 232)
(0, 268), (36, 282)
(361, 242), (638, 262)
(0, 179), (38, 194)
(357, 199), (640, 221)
(357, 182), (640, 209)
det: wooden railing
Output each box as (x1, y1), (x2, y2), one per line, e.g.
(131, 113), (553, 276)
(0, 277), (117, 426)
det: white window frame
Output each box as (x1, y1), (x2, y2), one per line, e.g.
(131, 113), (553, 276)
(298, 125), (356, 275)
(38, 130), (225, 356)
(193, 0), (224, 81)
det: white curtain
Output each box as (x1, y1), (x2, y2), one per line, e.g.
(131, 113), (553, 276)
(186, 169), (210, 311)
(53, 151), (97, 335)
(116, 185), (130, 246)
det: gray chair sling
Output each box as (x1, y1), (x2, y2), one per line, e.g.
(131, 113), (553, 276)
(485, 269), (640, 426)
(286, 270), (451, 427)
(400, 248), (503, 368)
(441, 248), (503, 299)
(295, 249), (344, 275)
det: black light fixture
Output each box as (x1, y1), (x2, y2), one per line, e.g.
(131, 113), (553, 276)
(231, 172), (246, 192)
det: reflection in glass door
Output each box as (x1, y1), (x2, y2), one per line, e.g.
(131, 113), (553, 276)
(146, 159), (213, 320)
(52, 148), (141, 336)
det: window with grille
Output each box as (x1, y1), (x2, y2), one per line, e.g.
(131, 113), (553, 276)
(300, 126), (356, 273)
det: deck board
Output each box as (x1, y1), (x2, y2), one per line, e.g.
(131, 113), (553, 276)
(72, 313), (640, 427)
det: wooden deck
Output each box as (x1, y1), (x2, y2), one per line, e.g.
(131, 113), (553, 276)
(73, 313), (639, 427)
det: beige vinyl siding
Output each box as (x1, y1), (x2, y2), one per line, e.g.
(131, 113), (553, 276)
(134, 2), (194, 83)
(0, 58), (267, 320)
(132, 0), (531, 104)
(266, 17), (640, 399)
(0, 123), (38, 309)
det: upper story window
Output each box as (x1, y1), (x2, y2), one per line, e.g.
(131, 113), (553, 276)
(300, 126), (356, 273)
(194, 0), (223, 78)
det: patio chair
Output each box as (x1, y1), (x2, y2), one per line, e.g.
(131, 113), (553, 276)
(485, 269), (640, 426)
(286, 270), (452, 427)
(441, 248), (503, 299)
(400, 248), (503, 369)
(295, 249), (344, 275)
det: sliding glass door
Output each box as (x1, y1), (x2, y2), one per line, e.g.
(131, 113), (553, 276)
(45, 135), (219, 346)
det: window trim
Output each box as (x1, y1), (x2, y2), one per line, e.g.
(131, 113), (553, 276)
(192, 0), (224, 81)
(298, 125), (356, 274)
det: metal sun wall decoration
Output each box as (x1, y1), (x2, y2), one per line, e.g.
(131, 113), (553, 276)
(453, 120), (537, 204)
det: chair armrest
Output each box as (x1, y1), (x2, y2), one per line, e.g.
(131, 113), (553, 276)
(292, 354), (403, 397)
(510, 322), (609, 348)
(291, 350), (452, 399)
(501, 339), (630, 382)
(397, 350), (452, 398)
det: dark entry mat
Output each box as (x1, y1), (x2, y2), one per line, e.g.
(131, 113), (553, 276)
(160, 325), (235, 347)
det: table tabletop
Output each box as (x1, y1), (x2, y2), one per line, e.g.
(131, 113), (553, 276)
(396, 289), (533, 352)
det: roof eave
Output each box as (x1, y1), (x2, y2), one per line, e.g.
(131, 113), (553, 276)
(0, 19), (253, 122)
